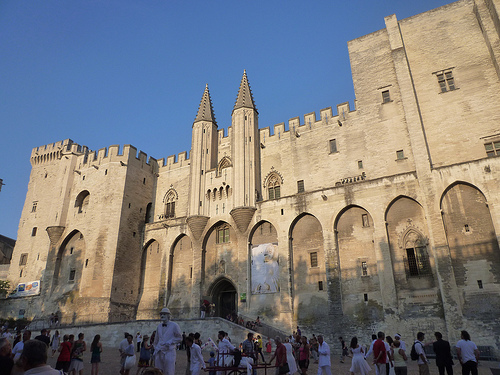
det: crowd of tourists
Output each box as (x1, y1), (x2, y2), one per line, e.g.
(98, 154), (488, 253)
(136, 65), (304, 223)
(0, 327), (101, 375)
(0, 314), (489, 375)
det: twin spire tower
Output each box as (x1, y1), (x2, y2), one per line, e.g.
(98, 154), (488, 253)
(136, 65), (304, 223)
(188, 71), (261, 234)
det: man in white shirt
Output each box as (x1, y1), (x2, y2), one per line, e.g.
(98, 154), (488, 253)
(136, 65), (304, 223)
(118, 332), (130, 370)
(12, 330), (31, 363)
(186, 336), (206, 375)
(154, 307), (183, 375)
(1, 329), (13, 342)
(456, 330), (480, 375)
(415, 332), (429, 375)
(217, 331), (235, 368)
(317, 335), (332, 375)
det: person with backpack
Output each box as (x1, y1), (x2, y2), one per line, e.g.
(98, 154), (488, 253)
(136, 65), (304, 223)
(411, 332), (429, 375)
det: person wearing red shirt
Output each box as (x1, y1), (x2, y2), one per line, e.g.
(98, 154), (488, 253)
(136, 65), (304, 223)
(373, 332), (387, 375)
(268, 337), (288, 375)
(55, 334), (72, 373)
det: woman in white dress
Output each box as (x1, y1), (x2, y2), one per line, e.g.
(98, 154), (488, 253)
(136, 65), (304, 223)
(51, 330), (60, 357)
(349, 337), (371, 375)
(284, 337), (298, 374)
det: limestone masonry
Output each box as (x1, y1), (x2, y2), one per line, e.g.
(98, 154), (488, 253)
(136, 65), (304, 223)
(2, 0), (500, 351)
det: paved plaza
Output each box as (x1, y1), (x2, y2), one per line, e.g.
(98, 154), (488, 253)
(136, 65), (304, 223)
(44, 346), (499, 375)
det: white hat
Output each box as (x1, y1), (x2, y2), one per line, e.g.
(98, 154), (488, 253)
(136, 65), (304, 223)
(160, 307), (171, 314)
(394, 333), (401, 339)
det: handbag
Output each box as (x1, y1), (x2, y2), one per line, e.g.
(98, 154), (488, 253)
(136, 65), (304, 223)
(124, 354), (136, 370)
(279, 362), (290, 375)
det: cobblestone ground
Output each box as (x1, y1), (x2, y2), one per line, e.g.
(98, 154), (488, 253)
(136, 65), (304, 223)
(46, 348), (499, 375)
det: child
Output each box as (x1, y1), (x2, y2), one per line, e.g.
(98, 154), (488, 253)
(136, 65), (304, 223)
(209, 351), (216, 375)
(266, 338), (272, 354)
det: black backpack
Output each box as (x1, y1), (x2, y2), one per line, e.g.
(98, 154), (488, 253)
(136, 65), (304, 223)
(410, 342), (420, 361)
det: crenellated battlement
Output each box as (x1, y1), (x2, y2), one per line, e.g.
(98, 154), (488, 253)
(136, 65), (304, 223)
(30, 139), (162, 171)
(81, 144), (159, 170)
(259, 101), (353, 143)
(30, 139), (76, 165)
(157, 150), (190, 172)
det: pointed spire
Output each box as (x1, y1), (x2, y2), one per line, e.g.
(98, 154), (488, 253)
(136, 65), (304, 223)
(233, 70), (257, 113)
(194, 84), (217, 125)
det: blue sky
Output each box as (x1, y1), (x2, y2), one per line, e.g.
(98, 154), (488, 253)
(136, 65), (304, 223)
(0, 0), (451, 239)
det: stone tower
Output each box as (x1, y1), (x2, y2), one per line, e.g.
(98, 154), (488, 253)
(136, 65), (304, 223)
(188, 84), (218, 217)
(229, 71), (261, 232)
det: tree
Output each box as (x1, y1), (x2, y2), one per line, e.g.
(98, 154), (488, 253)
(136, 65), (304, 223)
(0, 280), (10, 297)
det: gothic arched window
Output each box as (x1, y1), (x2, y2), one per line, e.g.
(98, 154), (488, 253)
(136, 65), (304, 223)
(164, 189), (178, 219)
(265, 172), (282, 200)
(403, 230), (431, 277)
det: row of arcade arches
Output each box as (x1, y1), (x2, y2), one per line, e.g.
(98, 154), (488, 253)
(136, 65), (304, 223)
(137, 182), (499, 319)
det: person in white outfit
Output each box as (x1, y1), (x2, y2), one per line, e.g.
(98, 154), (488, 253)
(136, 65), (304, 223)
(187, 336), (206, 375)
(217, 331), (236, 367)
(317, 335), (332, 375)
(153, 307), (183, 375)
(284, 337), (298, 374)
(349, 337), (371, 375)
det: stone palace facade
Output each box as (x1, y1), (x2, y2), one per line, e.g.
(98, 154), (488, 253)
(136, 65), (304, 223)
(3, 0), (500, 348)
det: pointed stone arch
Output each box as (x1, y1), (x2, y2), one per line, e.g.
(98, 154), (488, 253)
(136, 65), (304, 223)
(166, 234), (193, 318)
(206, 276), (237, 318)
(440, 181), (500, 321)
(201, 221), (238, 292)
(217, 156), (232, 177)
(334, 205), (382, 318)
(249, 221), (279, 296)
(289, 212), (327, 323)
(137, 239), (162, 319)
(385, 195), (435, 291)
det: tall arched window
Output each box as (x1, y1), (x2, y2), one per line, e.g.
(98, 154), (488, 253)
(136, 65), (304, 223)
(163, 189), (178, 219)
(266, 173), (282, 200)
